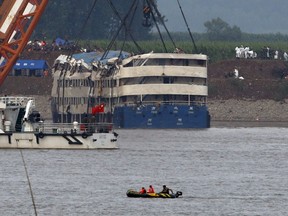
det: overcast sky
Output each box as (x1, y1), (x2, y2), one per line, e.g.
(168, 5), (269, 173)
(157, 0), (288, 34)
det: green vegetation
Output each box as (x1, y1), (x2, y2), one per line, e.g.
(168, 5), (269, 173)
(74, 17), (288, 62)
(77, 40), (288, 63)
(35, 0), (156, 40)
(35, 4), (288, 63)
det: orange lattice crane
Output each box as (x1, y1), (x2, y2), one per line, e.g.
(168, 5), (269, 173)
(0, 0), (48, 86)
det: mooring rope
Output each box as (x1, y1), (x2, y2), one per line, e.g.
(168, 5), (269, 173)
(20, 150), (38, 216)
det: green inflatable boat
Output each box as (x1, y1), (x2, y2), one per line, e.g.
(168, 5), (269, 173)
(126, 189), (183, 198)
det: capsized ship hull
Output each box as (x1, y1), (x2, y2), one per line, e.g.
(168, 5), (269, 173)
(50, 51), (210, 129)
(113, 104), (210, 128)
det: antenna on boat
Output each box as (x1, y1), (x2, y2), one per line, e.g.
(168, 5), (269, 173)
(20, 150), (38, 216)
(176, 0), (198, 53)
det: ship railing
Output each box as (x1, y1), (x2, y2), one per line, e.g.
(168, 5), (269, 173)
(38, 122), (113, 134)
(0, 96), (35, 107)
(132, 51), (153, 66)
(116, 100), (207, 107)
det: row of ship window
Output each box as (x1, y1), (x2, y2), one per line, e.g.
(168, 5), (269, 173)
(56, 77), (205, 88)
(52, 97), (96, 105)
(57, 79), (116, 88)
(52, 95), (206, 106)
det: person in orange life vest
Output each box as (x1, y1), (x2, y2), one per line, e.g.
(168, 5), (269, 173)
(147, 185), (155, 193)
(139, 187), (146, 194)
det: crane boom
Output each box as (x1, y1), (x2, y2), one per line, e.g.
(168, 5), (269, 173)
(0, 0), (48, 86)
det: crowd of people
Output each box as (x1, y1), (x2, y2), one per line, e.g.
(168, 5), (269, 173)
(25, 38), (79, 52)
(231, 45), (288, 80)
(235, 45), (288, 61)
(235, 45), (257, 59)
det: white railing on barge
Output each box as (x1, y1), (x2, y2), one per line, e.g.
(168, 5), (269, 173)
(37, 122), (114, 134)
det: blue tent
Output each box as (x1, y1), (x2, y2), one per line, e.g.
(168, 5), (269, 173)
(55, 37), (67, 46)
(12, 60), (49, 77)
(13, 60), (49, 70)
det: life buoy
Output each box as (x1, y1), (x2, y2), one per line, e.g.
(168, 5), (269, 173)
(82, 132), (88, 139)
(38, 132), (44, 139)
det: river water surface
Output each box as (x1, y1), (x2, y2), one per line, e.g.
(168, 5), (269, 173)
(0, 127), (288, 215)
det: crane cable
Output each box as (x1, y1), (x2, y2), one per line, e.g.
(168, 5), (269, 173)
(20, 150), (38, 216)
(147, 0), (177, 51)
(145, 0), (167, 52)
(103, 0), (143, 60)
(67, 0), (99, 60)
(176, 0), (198, 53)
(58, 0), (99, 120)
(118, 0), (139, 59)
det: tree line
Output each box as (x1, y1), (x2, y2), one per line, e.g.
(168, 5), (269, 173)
(34, 0), (156, 41)
(34, 1), (288, 44)
(32, 1), (288, 63)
